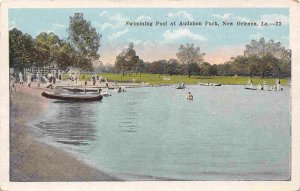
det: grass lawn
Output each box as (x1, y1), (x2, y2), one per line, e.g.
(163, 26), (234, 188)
(77, 73), (290, 85)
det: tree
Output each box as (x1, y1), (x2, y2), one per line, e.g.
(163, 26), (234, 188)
(166, 59), (179, 75)
(189, 62), (200, 75)
(51, 41), (77, 70)
(260, 53), (279, 77)
(279, 49), (291, 77)
(114, 43), (140, 76)
(68, 13), (101, 69)
(176, 43), (205, 78)
(115, 54), (126, 74)
(217, 62), (232, 76)
(230, 56), (248, 76)
(9, 28), (35, 69)
(209, 64), (218, 76)
(199, 62), (218, 76)
(199, 62), (211, 76)
(135, 59), (145, 76)
(34, 32), (60, 68)
(148, 60), (167, 74)
(246, 55), (260, 77)
(244, 37), (291, 77)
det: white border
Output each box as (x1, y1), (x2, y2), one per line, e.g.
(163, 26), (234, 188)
(0, 0), (299, 190)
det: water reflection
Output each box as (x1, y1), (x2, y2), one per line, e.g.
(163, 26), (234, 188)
(35, 102), (97, 146)
(116, 100), (141, 133)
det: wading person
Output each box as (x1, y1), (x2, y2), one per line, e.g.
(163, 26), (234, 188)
(186, 92), (193, 100)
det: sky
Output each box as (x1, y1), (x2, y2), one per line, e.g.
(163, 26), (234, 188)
(9, 8), (289, 65)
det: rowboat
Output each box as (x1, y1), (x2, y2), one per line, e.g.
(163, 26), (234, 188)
(62, 87), (101, 93)
(176, 82), (186, 89)
(41, 91), (103, 102)
(244, 87), (258, 90)
(199, 83), (221, 86)
(101, 88), (110, 97)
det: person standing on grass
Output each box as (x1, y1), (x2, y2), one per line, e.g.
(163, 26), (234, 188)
(27, 72), (32, 87)
(19, 71), (24, 85)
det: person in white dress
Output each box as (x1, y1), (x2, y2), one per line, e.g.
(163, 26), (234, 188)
(36, 72), (40, 87)
(19, 72), (24, 85)
(277, 79), (281, 91)
(27, 72), (32, 87)
(10, 73), (16, 92)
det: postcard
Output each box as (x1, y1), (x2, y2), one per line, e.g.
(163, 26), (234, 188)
(0, 0), (300, 190)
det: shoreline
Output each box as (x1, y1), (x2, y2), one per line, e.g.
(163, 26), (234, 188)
(10, 83), (120, 181)
(54, 80), (291, 89)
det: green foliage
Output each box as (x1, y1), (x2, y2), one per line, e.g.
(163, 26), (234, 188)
(34, 32), (60, 68)
(9, 28), (35, 68)
(9, 13), (101, 71)
(51, 41), (76, 70)
(68, 13), (101, 62)
(243, 37), (291, 77)
(114, 43), (141, 75)
(176, 43), (205, 78)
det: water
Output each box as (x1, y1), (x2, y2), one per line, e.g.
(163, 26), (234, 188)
(31, 85), (291, 180)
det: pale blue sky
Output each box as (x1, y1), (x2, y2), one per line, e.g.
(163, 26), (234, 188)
(9, 8), (289, 64)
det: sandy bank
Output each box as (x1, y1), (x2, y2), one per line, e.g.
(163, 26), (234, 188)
(9, 83), (120, 181)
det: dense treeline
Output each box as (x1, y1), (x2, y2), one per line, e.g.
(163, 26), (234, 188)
(9, 13), (101, 71)
(113, 38), (291, 78)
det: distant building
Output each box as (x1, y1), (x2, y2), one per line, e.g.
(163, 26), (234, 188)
(26, 67), (65, 78)
(10, 66), (66, 81)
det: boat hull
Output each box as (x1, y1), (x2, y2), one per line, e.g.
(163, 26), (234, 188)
(244, 87), (258, 90)
(41, 92), (103, 102)
(62, 87), (100, 93)
(199, 83), (221, 86)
